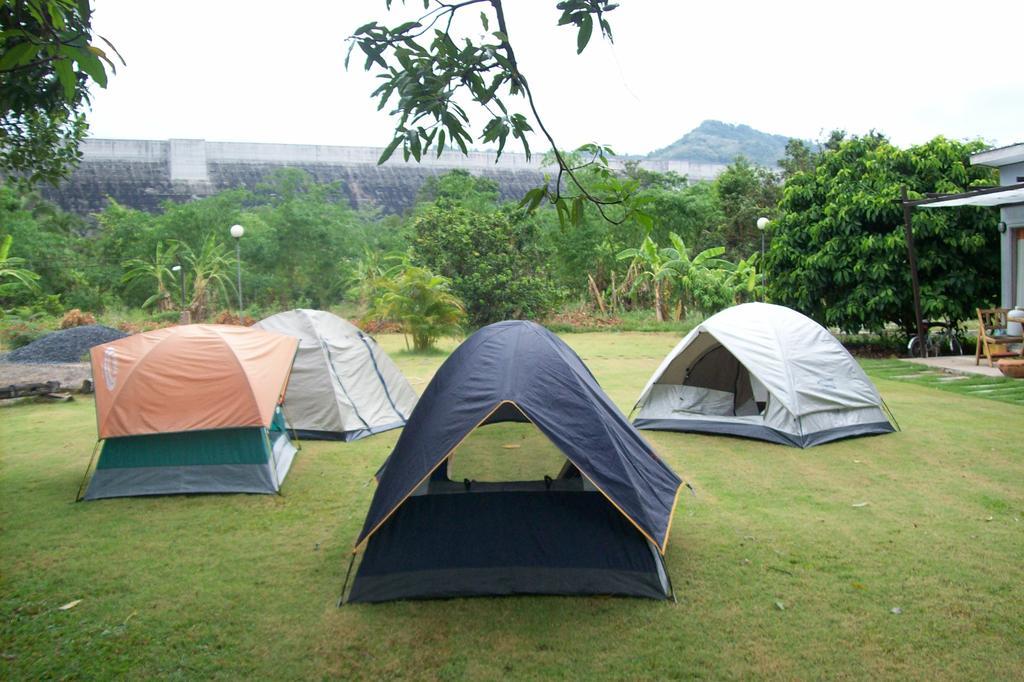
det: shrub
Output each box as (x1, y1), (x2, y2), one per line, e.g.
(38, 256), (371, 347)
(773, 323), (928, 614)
(411, 204), (558, 326)
(0, 318), (53, 349)
(59, 309), (96, 329)
(371, 263), (465, 351)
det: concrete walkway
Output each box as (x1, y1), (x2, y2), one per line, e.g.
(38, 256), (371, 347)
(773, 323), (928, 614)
(904, 355), (1006, 378)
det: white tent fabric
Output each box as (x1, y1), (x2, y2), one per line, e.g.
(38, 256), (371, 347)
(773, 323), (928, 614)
(633, 303), (894, 447)
(255, 310), (418, 441)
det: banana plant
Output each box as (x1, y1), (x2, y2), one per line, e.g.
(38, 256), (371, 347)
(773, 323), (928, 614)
(616, 235), (679, 321)
(617, 232), (734, 321)
(726, 252), (762, 303)
(121, 241), (180, 311)
(0, 234), (41, 300)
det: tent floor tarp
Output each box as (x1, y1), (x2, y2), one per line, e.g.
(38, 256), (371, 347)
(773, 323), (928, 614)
(634, 417), (896, 448)
(292, 420), (407, 442)
(83, 425), (296, 500)
(347, 488), (670, 603)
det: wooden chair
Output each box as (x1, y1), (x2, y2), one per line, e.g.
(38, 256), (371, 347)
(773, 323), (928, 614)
(975, 308), (1024, 366)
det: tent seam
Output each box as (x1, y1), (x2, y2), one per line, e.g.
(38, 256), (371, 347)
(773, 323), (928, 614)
(209, 326), (267, 427)
(97, 328), (179, 439)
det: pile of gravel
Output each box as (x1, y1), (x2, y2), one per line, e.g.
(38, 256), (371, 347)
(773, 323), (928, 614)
(5, 325), (127, 364)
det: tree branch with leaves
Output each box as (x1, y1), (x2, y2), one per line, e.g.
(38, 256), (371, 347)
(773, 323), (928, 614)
(347, 0), (645, 225)
(0, 0), (124, 187)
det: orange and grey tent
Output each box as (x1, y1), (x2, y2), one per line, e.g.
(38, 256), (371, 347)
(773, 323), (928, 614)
(80, 324), (299, 500)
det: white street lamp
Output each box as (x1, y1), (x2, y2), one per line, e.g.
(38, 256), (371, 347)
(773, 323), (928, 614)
(171, 264), (185, 310)
(230, 224), (244, 317)
(756, 217), (770, 300)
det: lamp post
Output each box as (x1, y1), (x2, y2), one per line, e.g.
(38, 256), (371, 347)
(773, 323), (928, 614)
(171, 263), (189, 324)
(756, 217), (770, 300)
(230, 224), (244, 317)
(171, 264), (185, 309)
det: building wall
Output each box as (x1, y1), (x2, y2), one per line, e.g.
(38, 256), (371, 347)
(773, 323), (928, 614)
(42, 138), (730, 218)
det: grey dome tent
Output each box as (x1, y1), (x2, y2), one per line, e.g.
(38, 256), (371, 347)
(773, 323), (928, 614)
(632, 303), (895, 448)
(344, 320), (683, 603)
(255, 310), (418, 441)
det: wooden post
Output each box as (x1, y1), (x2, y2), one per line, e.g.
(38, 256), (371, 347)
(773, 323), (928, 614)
(610, 270), (618, 313)
(901, 185), (927, 358)
(587, 274), (606, 315)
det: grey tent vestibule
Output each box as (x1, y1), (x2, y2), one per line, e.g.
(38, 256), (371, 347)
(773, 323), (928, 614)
(255, 310), (418, 441)
(632, 303), (895, 448)
(343, 320), (683, 604)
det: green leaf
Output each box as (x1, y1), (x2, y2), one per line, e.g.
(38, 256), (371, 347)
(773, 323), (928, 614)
(0, 42), (37, 71)
(53, 58), (76, 101)
(576, 14), (593, 54)
(480, 11), (489, 31)
(76, 52), (107, 87)
(378, 136), (403, 165)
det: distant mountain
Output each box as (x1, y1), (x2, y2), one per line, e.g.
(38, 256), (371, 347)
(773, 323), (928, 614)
(648, 120), (801, 167)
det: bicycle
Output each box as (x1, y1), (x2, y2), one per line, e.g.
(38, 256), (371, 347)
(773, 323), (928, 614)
(906, 320), (963, 358)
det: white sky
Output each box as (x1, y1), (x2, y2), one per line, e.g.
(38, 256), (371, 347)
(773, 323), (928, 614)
(86, 0), (1024, 156)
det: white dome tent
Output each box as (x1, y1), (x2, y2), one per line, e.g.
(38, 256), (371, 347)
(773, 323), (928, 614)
(632, 303), (895, 447)
(255, 310), (418, 441)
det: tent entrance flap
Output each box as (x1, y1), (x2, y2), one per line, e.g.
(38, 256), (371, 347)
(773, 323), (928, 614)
(347, 489), (669, 602)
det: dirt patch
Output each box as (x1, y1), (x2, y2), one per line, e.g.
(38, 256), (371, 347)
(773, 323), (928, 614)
(545, 311), (623, 329)
(0, 362), (92, 391)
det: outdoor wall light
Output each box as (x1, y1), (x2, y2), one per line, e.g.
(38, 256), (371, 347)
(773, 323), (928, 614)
(997, 221), (1008, 234)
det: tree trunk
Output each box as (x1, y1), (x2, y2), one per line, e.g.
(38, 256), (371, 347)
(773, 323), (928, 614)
(654, 282), (665, 322)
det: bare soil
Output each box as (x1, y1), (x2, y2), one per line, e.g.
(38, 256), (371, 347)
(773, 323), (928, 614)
(0, 362), (92, 391)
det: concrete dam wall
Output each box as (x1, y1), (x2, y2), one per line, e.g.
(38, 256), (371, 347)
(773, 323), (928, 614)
(44, 138), (729, 217)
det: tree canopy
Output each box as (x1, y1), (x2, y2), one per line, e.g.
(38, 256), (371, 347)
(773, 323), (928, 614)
(0, 0), (122, 187)
(766, 133), (999, 332)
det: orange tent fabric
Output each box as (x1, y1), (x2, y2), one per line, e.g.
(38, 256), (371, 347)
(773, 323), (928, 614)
(91, 324), (298, 439)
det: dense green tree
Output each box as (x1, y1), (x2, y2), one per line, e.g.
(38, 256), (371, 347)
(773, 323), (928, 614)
(778, 138), (815, 180)
(411, 202), (557, 325)
(0, 182), (105, 309)
(1, 0), (122, 187)
(767, 133), (999, 332)
(415, 169), (499, 213)
(713, 156), (781, 259)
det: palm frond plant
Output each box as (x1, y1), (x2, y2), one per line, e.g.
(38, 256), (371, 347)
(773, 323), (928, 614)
(181, 234), (235, 321)
(121, 241), (180, 311)
(0, 235), (41, 303)
(345, 248), (405, 310)
(371, 262), (465, 351)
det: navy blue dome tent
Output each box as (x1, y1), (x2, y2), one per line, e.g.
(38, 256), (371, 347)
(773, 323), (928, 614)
(344, 321), (683, 603)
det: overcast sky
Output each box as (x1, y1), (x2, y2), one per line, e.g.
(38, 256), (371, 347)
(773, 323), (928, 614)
(86, 1), (1023, 156)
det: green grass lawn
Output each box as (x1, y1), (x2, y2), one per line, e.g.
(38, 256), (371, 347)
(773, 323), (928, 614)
(2, 332), (1022, 679)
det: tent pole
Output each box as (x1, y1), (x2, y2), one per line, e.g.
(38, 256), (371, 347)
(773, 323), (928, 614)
(663, 555), (678, 604)
(75, 440), (101, 502)
(337, 553), (356, 607)
(901, 185), (927, 358)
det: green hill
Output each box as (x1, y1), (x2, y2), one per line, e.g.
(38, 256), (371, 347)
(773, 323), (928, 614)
(648, 120), (799, 167)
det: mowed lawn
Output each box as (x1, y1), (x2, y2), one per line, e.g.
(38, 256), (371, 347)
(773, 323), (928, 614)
(1, 332), (1022, 680)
